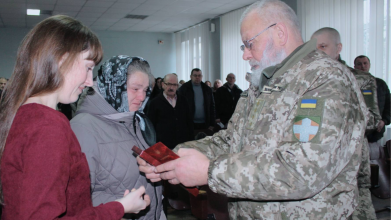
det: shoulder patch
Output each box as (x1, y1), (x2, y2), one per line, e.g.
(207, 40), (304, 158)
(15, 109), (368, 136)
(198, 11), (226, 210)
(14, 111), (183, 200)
(293, 116), (321, 142)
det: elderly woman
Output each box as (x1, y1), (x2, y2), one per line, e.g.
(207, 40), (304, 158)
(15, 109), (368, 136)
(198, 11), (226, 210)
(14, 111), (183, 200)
(70, 55), (164, 220)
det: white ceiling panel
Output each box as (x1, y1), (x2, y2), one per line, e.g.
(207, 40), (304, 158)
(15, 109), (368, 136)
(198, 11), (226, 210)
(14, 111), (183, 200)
(26, 4), (54, 10)
(0, 2), (26, 9)
(117, 0), (147, 3)
(144, 0), (178, 5)
(54, 5), (83, 12)
(56, 0), (86, 6)
(109, 2), (140, 10)
(27, 0), (57, 4)
(130, 9), (158, 16)
(53, 11), (78, 17)
(107, 26), (129, 31)
(100, 12), (126, 19)
(91, 25), (110, 31)
(0, 0), (257, 32)
(115, 18), (140, 25)
(84, 1), (114, 8)
(0, 0), (25, 3)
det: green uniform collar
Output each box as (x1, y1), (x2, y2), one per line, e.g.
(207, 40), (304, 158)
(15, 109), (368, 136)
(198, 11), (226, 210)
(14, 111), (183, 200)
(261, 39), (317, 81)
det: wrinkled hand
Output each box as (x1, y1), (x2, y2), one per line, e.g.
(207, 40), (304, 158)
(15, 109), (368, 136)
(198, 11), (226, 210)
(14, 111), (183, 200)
(377, 120), (385, 132)
(116, 186), (150, 214)
(156, 148), (209, 187)
(136, 156), (161, 182)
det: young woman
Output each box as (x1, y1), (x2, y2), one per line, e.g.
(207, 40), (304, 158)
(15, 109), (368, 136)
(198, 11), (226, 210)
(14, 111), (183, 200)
(0, 15), (150, 219)
(70, 55), (165, 220)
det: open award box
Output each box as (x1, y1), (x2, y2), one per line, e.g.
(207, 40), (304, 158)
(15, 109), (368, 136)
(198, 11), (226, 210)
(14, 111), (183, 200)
(132, 142), (199, 197)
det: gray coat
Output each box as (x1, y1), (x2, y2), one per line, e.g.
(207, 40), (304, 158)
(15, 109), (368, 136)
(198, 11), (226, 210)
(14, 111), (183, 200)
(70, 89), (163, 220)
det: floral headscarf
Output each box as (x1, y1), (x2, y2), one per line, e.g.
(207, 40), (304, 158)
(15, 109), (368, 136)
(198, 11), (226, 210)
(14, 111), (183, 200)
(96, 55), (149, 113)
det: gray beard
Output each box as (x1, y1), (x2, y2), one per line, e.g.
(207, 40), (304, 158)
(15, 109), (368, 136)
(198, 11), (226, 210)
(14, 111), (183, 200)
(250, 39), (287, 87)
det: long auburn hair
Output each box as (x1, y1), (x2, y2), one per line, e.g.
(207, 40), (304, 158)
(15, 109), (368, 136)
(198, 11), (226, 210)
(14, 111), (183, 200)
(0, 15), (103, 202)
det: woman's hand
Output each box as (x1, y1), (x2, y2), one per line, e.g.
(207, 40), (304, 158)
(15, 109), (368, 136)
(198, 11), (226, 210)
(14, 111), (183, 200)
(116, 186), (150, 214)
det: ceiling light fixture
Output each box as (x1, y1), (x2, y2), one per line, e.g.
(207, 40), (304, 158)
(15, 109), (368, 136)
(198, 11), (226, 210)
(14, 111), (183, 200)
(27, 9), (40, 16)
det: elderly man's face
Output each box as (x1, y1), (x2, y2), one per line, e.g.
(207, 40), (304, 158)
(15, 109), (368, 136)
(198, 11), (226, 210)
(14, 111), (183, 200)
(312, 33), (341, 60)
(163, 75), (179, 98)
(354, 57), (371, 72)
(0, 78), (7, 90)
(240, 12), (286, 87)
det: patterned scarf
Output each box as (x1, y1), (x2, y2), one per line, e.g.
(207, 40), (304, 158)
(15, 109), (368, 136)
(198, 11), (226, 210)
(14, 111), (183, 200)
(96, 55), (148, 113)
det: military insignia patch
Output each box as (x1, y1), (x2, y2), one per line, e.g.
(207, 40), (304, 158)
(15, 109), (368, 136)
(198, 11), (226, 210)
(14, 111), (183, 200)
(362, 90), (372, 95)
(246, 98), (265, 130)
(300, 99), (317, 108)
(293, 116), (320, 142)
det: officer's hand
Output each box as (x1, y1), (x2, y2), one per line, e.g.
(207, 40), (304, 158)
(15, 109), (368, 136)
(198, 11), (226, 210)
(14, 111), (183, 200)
(156, 148), (209, 187)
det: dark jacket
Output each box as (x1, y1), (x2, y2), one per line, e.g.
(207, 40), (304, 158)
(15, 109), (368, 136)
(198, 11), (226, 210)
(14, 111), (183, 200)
(177, 80), (215, 127)
(215, 83), (243, 124)
(367, 77), (391, 142)
(147, 93), (194, 149)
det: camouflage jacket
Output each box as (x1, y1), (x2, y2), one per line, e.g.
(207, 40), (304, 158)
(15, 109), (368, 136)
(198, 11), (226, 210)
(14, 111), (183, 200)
(338, 58), (381, 188)
(175, 39), (368, 219)
(338, 57), (381, 131)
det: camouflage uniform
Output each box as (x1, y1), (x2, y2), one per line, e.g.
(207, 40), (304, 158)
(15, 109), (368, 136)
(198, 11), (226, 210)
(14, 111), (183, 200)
(174, 39), (369, 219)
(339, 58), (380, 220)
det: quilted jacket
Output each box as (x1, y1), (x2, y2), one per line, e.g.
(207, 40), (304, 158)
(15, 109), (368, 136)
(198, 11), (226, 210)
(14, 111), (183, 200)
(70, 88), (163, 220)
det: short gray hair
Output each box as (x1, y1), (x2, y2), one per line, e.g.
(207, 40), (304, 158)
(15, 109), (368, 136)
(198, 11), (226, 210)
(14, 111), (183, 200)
(240, 0), (301, 39)
(127, 59), (154, 87)
(163, 73), (178, 83)
(311, 27), (341, 45)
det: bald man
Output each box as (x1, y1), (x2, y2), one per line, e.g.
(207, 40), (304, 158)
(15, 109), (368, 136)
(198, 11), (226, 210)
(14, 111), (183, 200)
(312, 27), (380, 220)
(215, 73), (243, 126)
(139, 1), (368, 218)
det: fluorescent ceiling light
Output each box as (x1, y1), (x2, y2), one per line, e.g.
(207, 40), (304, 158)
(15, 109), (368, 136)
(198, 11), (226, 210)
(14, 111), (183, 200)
(27, 9), (40, 16)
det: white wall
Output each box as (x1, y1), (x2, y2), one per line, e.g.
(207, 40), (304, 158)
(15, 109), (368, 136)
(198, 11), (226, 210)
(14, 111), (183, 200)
(0, 28), (176, 79)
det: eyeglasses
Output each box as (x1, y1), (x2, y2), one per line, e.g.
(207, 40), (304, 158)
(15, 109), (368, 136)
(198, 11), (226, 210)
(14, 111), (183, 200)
(164, 82), (178, 87)
(240, 23), (276, 52)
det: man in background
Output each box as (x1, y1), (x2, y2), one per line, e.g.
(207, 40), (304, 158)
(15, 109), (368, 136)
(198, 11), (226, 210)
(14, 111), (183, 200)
(312, 27), (380, 220)
(0, 77), (8, 97)
(215, 73), (243, 126)
(147, 73), (194, 149)
(354, 55), (390, 143)
(178, 68), (215, 135)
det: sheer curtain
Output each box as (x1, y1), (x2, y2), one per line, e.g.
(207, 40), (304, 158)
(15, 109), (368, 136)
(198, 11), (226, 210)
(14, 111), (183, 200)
(221, 7), (250, 91)
(175, 22), (210, 82)
(297, 0), (390, 85)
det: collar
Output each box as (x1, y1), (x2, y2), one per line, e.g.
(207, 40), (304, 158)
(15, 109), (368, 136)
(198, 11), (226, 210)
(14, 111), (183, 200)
(261, 38), (317, 81)
(163, 92), (177, 100)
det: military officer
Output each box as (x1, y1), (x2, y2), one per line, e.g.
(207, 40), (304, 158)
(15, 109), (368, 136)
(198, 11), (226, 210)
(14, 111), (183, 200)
(312, 27), (381, 220)
(138, 0), (369, 219)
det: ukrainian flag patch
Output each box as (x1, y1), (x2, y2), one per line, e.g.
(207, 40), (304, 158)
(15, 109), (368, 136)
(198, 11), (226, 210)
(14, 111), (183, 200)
(362, 90), (372, 95)
(300, 99), (317, 109)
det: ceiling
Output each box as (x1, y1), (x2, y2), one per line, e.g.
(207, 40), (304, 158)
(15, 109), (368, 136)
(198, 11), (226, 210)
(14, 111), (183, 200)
(0, 0), (257, 33)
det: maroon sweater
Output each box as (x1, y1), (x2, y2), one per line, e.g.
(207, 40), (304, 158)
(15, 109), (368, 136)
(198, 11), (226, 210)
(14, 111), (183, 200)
(1, 104), (124, 219)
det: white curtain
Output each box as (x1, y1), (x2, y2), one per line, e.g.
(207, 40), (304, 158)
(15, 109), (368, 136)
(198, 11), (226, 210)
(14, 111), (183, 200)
(175, 22), (210, 82)
(297, 0), (390, 86)
(221, 7), (251, 91)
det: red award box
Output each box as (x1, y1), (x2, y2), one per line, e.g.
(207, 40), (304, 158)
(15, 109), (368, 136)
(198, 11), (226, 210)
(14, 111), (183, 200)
(132, 142), (199, 197)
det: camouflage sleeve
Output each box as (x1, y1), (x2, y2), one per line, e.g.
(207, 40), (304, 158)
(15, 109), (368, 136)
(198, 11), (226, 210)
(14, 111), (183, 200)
(205, 67), (365, 200)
